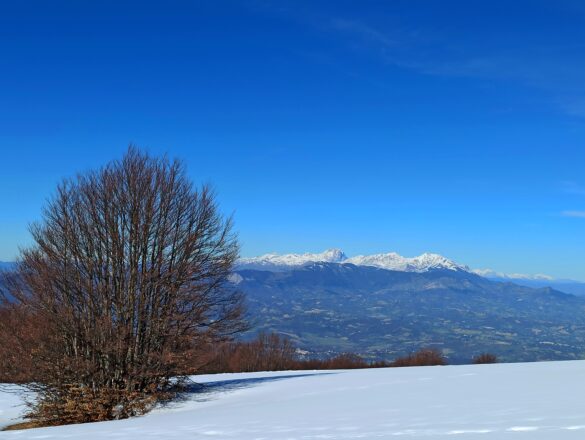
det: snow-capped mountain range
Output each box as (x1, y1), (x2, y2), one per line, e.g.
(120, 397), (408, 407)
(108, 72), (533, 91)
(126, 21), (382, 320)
(346, 252), (468, 273)
(237, 248), (470, 273)
(237, 249), (574, 284)
(237, 249), (348, 272)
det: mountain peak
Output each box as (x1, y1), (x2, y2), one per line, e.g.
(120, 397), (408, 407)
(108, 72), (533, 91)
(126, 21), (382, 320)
(320, 248), (347, 262)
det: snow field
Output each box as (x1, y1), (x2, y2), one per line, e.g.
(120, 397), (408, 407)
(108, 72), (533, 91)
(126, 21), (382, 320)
(1, 360), (585, 439)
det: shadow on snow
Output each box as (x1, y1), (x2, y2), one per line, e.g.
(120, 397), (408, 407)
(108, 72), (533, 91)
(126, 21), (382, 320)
(165, 372), (336, 406)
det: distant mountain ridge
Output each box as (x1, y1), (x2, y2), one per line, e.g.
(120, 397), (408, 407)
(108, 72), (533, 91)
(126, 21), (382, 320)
(483, 277), (585, 297)
(238, 248), (584, 288)
(235, 262), (585, 363)
(0, 261), (15, 271)
(238, 248), (469, 273)
(235, 249), (585, 362)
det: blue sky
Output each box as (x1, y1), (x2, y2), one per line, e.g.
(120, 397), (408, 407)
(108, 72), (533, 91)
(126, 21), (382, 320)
(0, 1), (584, 279)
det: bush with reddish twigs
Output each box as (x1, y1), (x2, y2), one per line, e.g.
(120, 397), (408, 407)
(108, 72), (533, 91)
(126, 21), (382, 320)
(199, 333), (392, 373)
(199, 332), (297, 373)
(391, 348), (447, 367)
(472, 353), (498, 364)
(295, 353), (374, 370)
(0, 301), (40, 383)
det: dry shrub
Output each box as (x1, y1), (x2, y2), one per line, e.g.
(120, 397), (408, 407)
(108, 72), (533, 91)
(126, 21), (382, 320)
(391, 348), (447, 367)
(0, 301), (40, 383)
(296, 353), (372, 370)
(28, 386), (163, 426)
(199, 333), (391, 373)
(2, 148), (247, 426)
(472, 353), (498, 364)
(200, 332), (297, 373)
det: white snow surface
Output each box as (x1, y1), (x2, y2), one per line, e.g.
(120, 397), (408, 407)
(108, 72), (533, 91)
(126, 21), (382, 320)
(0, 386), (24, 431)
(3, 361), (585, 439)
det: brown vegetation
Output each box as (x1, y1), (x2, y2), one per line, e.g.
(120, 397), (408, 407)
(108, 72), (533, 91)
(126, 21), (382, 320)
(296, 353), (377, 370)
(0, 301), (41, 383)
(199, 337), (454, 373)
(1, 421), (43, 431)
(199, 332), (297, 373)
(391, 348), (447, 367)
(472, 353), (498, 364)
(198, 333), (384, 373)
(0, 148), (247, 426)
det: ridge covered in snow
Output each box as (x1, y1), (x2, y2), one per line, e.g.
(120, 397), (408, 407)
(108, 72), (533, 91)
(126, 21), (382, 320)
(344, 252), (469, 273)
(237, 248), (468, 273)
(472, 268), (554, 281)
(237, 248), (347, 271)
(237, 249), (563, 281)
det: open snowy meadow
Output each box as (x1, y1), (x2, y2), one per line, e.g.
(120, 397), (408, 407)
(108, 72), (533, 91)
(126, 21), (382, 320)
(2, 360), (585, 439)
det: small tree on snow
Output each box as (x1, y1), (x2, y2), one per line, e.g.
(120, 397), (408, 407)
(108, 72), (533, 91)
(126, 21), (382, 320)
(4, 147), (247, 425)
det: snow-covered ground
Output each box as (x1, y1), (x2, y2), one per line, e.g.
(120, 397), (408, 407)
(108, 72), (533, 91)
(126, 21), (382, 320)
(0, 386), (25, 432)
(2, 360), (585, 439)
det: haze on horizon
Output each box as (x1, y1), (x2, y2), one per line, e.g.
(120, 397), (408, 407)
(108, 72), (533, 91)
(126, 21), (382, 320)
(0, 0), (584, 280)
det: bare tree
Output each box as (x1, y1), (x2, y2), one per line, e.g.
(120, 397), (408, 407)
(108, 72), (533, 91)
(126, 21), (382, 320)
(5, 147), (246, 425)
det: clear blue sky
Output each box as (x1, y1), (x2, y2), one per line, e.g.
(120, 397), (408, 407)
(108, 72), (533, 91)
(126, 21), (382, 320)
(0, 1), (584, 280)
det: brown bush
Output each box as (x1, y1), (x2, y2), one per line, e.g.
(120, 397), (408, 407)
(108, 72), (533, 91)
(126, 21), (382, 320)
(3, 148), (247, 426)
(472, 353), (498, 364)
(391, 348), (447, 367)
(199, 333), (392, 373)
(295, 353), (372, 370)
(200, 332), (297, 373)
(26, 386), (163, 427)
(0, 301), (41, 383)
